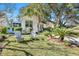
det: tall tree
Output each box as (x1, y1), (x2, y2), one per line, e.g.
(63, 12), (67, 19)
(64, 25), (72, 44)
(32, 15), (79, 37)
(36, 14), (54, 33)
(20, 3), (51, 36)
(48, 3), (75, 28)
(62, 4), (79, 27)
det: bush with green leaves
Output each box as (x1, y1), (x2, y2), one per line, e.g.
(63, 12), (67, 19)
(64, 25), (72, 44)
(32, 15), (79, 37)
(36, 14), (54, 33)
(1, 27), (7, 34)
(52, 27), (70, 41)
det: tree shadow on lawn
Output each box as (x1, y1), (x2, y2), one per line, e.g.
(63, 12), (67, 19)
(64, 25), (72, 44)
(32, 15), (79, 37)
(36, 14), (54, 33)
(7, 43), (65, 51)
(5, 38), (65, 51)
(19, 38), (40, 44)
(0, 39), (33, 56)
(4, 47), (33, 56)
(1, 38), (40, 56)
(0, 40), (10, 55)
(3, 40), (79, 56)
(2, 40), (69, 56)
(5, 38), (64, 51)
(1, 37), (66, 56)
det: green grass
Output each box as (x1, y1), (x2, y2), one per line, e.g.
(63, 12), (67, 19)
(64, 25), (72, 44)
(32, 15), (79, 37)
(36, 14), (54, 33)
(1, 34), (79, 56)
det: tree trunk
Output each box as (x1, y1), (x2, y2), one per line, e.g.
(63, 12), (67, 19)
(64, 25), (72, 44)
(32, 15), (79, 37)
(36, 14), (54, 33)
(55, 16), (60, 28)
(38, 22), (43, 32)
(60, 36), (64, 42)
(31, 15), (39, 38)
(32, 15), (39, 33)
(55, 15), (62, 28)
(21, 19), (26, 33)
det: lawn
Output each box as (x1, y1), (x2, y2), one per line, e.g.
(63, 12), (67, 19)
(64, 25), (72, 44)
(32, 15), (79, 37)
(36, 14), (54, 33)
(0, 34), (79, 56)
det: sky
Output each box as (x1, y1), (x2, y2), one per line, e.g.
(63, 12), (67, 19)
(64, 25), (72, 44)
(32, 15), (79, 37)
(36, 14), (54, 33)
(0, 3), (55, 23)
(13, 3), (29, 18)
(0, 3), (29, 18)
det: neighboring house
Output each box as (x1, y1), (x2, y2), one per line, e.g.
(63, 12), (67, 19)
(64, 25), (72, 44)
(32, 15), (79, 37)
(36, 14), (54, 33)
(12, 19), (21, 27)
(7, 27), (14, 34)
(7, 19), (21, 34)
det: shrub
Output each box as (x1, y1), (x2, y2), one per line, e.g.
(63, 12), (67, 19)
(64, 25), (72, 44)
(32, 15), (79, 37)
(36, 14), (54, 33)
(52, 27), (70, 41)
(1, 27), (7, 34)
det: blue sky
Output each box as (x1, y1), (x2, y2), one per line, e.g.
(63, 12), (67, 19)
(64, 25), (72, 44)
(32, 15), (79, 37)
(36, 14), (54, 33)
(13, 3), (29, 17)
(0, 3), (29, 18)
